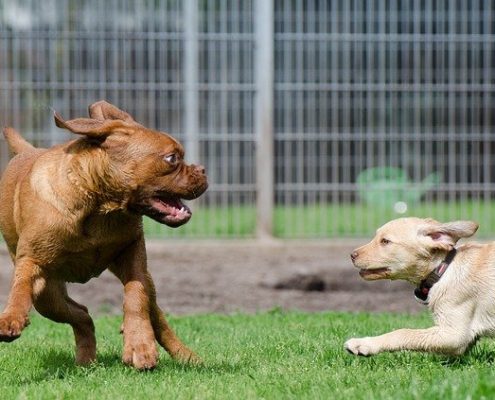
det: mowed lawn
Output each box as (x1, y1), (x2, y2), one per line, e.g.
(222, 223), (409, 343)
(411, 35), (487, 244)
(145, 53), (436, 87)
(144, 200), (495, 239)
(1, 311), (495, 399)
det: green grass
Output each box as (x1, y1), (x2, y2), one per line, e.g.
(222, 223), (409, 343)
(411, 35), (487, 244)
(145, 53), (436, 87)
(2, 311), (495, 399)
(144, 200), (495, 239)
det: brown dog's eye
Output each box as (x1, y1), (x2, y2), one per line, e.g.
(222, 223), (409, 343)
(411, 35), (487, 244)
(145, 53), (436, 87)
(164, 153), (177, 164)
(380, 238), (391, 245)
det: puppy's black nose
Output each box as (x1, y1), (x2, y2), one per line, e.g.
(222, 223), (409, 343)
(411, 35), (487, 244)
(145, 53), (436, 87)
(350, 251), (358, 262)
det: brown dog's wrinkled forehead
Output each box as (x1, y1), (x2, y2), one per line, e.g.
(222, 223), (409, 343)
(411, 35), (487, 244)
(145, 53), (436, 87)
(131, 128), (185, 157)
(55, 100), (187, 157)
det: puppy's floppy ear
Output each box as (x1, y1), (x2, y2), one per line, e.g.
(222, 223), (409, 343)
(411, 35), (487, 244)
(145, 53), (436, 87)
(420, 220), (479, 251)
(88, 100), (135, 122)
(54, 112), (131, 138)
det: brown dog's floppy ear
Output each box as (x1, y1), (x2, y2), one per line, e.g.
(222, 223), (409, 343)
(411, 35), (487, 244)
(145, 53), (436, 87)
(420, 220), (479, 251)
(54, 112), (130, 138)
(88, 100), (135, 122)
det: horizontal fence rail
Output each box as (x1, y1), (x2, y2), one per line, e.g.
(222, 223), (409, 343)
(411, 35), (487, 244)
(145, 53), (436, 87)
(1, 0), (494, 239)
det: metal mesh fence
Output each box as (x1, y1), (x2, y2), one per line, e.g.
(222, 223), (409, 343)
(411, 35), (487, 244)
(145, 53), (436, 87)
(1, 0), (495, 238)
(273, 1), (495, 238)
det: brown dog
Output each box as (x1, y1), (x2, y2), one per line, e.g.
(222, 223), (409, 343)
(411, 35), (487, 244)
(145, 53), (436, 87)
(0, 101), (208, 369)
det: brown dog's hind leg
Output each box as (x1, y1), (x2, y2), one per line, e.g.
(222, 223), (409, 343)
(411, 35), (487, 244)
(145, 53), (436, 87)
(34, 281), (96, 365)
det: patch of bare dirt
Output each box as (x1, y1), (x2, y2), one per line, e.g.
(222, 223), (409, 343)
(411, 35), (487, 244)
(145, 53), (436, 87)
(0, 240), (424, 316)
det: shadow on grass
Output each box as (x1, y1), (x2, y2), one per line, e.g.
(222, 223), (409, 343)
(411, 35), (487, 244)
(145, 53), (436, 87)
(437, 346), (495, 368)
(4, 348), (245, 385)
(156, 357), (245, 375)
(338, 343), (495, 370)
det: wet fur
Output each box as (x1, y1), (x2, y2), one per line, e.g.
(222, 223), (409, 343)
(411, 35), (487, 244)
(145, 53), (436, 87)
(0, 101), (207, 369)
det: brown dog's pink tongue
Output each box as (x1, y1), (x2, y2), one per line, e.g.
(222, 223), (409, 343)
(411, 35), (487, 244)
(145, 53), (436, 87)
(151, 199), (170, 213)
(151, 198), (191, 217)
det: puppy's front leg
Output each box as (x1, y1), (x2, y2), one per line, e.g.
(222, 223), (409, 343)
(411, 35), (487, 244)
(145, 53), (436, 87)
(0, 257), (42, 341)
(111, 237), (158, 370)
(345, 325), (473, 356)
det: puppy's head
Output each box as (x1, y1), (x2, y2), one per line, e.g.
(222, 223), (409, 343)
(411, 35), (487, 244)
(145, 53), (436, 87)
(54, 101), (208, 227)
(350, 217), (479, 283)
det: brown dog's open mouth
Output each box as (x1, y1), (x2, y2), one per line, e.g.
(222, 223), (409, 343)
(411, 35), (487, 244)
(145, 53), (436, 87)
(359, 267), (390, 280)
(148, 197), (192, 227)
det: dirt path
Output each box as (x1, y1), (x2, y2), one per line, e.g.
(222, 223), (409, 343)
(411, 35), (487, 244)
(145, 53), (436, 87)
(0, 240), (423, 316)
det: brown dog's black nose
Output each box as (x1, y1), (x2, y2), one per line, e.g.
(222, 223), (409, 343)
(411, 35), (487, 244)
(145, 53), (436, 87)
(350, 251), (358, 262)
(195, 165), (206, 175)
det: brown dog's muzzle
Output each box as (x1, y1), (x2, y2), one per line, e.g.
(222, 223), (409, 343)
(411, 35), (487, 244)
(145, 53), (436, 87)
(131, 163), (208, 228)
(181, 164), (208, 200)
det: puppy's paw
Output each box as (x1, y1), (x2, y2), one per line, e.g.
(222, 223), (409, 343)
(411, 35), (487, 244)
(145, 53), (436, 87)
(123, 338), (159, 370)
(344, 337), (379, 357)
(0, 313), (29, 342)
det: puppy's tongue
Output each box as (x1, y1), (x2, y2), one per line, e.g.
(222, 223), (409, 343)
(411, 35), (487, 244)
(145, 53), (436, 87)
(359, 267), (389, 278)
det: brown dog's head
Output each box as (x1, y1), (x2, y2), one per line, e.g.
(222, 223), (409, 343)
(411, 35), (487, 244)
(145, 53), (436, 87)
(54, 101), (208, 227)
(350, 217), (479, 283)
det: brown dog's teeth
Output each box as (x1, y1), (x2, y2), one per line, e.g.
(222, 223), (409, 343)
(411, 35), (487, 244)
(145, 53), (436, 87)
(0, 101), (207, 370)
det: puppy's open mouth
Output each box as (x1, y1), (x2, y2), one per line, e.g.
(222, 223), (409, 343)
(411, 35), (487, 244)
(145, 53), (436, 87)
(358, 267), (390, 280)
(149, 197), (192, 227)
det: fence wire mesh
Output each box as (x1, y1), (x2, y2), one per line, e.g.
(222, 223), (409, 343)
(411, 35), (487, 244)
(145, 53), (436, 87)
(1, 0), (494, 238)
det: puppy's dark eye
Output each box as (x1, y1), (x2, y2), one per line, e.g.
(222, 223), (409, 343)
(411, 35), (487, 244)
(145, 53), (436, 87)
(164, 153), (177, 164)
(380, 238), (391, 245)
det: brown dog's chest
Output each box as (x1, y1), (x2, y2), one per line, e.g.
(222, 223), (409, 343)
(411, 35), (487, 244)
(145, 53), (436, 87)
(53, 257), (107, 283)
(47, 241), (132, 283)
(20, 214), (142, 283)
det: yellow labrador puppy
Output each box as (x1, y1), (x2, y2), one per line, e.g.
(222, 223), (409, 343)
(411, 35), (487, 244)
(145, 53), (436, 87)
(345, 217), (488, 357)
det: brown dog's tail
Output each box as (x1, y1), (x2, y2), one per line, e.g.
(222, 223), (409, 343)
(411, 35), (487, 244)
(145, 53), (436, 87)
(2, 127), (35, 155)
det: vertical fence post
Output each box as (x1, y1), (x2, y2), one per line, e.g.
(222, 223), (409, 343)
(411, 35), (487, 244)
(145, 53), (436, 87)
(255, 0), (275, 239)
(184, 0), (199, 165)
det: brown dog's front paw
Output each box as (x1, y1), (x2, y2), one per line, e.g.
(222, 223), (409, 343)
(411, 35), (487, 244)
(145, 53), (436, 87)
(0, 313), (29, 342)
(123, 339), (159, 370)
